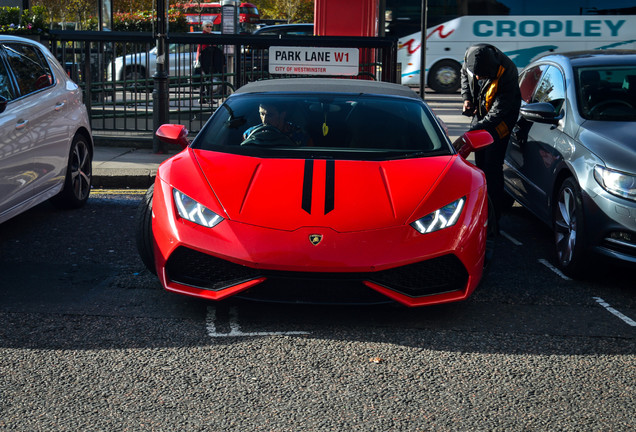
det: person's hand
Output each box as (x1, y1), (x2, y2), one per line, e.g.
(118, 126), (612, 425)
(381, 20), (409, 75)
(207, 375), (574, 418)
(462, 100), (475, 116)
(452, 136), (464, 151)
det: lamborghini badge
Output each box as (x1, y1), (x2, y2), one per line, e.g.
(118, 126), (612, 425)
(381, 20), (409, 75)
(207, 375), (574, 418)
(309, 234), (323, 245)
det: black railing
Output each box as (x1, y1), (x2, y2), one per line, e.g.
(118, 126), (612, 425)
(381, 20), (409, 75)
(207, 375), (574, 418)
(44, 31), (398, 142)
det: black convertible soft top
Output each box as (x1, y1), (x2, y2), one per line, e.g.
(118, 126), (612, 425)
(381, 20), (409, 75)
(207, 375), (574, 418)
(234, 78), (421, 99)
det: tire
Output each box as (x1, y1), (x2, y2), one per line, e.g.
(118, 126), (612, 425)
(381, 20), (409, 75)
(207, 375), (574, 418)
(135, 184), (156, 274)
(214, 80), (235, 98)
(428, 60), (461, 93)
(123, 66), (148, 92)
(553, 177), (588, 278)
(51, 134), (92, 209)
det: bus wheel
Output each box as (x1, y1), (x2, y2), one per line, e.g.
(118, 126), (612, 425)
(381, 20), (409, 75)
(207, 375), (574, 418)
(428, 60), (461, 93)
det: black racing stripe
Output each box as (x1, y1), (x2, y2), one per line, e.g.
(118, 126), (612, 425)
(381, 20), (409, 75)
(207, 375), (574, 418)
(302, 159), (313, 214)
(324, 160), (335, 214)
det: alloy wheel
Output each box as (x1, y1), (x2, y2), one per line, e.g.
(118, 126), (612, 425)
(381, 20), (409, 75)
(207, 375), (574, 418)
(70, 138), (92, 202)
(554, 183), (578, 266)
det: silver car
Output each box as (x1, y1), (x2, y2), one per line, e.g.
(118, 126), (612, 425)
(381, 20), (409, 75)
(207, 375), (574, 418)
(0, 35), (93, 224)
(107, 44), (197, 83)
(504, 50), (636, 277)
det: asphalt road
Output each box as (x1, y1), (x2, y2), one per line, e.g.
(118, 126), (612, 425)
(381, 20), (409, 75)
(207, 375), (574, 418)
(0, 186), (634, 431)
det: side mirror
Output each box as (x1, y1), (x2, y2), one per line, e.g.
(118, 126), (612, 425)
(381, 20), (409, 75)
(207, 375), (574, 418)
(520, 102), (563, 124)
(156, 124), (190, 149)
(0, 96), (7, 114)
(455, 129), (493, 159)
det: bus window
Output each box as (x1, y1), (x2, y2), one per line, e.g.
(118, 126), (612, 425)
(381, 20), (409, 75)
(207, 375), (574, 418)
(393, 0), (636, 91)
(179, 2), (260, 33)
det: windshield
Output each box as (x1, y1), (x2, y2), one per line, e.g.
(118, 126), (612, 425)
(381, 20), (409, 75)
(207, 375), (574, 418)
(192, 93), (451, 160)
(576, 65), (636, 121)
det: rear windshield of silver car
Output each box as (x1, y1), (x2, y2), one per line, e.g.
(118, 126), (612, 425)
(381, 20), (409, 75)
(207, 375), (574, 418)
(192, 93), (451, 160)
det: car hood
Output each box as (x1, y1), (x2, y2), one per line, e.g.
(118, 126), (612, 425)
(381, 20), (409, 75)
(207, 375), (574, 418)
(187, 150), (466, 232)
(579, 120), (636, 170)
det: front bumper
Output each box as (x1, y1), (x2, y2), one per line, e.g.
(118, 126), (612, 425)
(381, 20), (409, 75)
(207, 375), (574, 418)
(584, 188), (636, 264)
(151, 180), (488, 307)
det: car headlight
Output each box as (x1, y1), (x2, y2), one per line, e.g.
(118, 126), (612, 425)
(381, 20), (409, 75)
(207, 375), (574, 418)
(594, 165), (636, 202)
(411, 197), (465, 234)
(173, 189), (224, 228)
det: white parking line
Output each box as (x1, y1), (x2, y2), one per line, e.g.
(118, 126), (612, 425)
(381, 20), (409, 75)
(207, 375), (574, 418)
(538, 259), (573, 281)
(593, 297), (636, 327)
(206, 306), (310, 338)
(500, 230), (523, 246)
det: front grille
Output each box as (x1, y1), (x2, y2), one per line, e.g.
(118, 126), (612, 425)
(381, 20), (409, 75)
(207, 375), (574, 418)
(166, 247), (262, 291)
(165, 246), (468, 299)
(366, 255), (468, 297)
(602, 231), (636, 257)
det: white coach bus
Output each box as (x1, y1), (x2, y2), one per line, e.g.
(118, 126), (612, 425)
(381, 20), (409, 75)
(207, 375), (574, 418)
(392, 2), (636, 92)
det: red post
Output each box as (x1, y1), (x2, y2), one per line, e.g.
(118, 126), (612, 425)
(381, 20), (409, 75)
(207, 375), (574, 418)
(314, 0), (379, 37)
(314, 0), (381, 80)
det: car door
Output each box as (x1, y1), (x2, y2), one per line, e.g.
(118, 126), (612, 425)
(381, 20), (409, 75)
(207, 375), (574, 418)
(0, 44), (36, 216)
(505, 64), (567, 223)
(3, 42), (69, 199)
(169, 44), (197, 78)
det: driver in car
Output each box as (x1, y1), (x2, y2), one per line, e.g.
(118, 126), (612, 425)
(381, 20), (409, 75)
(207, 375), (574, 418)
(243, 102), (312, 146)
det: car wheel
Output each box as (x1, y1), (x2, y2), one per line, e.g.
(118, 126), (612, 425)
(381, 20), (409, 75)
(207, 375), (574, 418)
(213, 80), (235, 98)
(124, 66), (147, 92)
(135, 184), (156, 274)
(428, 60), (461, 93)
(51, 134), (92, 209)
(553, 177), (588, 278)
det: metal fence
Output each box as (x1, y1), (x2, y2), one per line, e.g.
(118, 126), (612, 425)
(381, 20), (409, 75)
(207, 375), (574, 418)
(43, 31), (398, 143)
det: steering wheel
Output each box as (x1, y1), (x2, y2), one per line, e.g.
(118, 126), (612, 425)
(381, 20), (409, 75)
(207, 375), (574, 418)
(240, 124), (296, 147)
(589, 99), (634, 116)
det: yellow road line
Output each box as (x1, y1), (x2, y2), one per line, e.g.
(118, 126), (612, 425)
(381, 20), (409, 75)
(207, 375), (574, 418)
(91, 189), (147, 195)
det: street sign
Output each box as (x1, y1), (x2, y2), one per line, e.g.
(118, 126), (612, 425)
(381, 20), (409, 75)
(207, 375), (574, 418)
(269, 47), (359, 76)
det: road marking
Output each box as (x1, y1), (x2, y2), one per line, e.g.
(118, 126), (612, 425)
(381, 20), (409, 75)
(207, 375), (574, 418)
(206, 306), (310, 338)
(91, 189), (147, 195)
(538, 259), (572, 280)
(500, 230), (522, 246)
(593, 297), (636, 327)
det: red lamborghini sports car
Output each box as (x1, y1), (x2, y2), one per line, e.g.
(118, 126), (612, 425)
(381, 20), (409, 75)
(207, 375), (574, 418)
(136, 78), (494, 307)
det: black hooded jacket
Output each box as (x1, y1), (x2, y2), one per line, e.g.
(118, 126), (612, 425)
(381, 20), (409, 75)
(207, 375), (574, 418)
(460, 44), (521, 140)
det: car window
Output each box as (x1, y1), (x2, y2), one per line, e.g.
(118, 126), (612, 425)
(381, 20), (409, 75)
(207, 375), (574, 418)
(531, 65), (565, 112)
(0, 57), (15, 101)
(192, 93), (450, 160)
(518, 64), (546, 103)
(168, 44), (196, 54)
(576, 65), (636, 121)
(2, 43), (54, 98)
(256, 26), (313, 36)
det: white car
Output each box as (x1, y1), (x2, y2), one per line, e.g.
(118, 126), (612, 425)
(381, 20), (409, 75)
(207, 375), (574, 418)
(107, 44), (198, 84)
(0, 35), (93, 224)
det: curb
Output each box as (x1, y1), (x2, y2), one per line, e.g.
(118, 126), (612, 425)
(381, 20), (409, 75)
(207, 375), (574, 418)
(92, 173), (156, 189)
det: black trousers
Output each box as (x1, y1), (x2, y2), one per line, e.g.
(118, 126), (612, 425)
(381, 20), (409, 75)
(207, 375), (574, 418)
(198, 71), (210, 99)
(474, 135), (509, 221)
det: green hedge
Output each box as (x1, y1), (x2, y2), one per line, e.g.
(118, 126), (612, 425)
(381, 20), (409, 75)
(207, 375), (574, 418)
(113, 9), (188, 33)
(0, 7), (187, 34)
(0, 6), (49, 35)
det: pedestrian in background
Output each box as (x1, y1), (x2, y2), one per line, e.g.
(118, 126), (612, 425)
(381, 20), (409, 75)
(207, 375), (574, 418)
(460, 43), (521, 221)
(194, 21), (225, 104)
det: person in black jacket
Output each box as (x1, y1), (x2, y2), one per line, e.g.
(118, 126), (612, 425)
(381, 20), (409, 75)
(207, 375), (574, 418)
(460, 43), (521, 220)
(195, 21), (225, 104)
